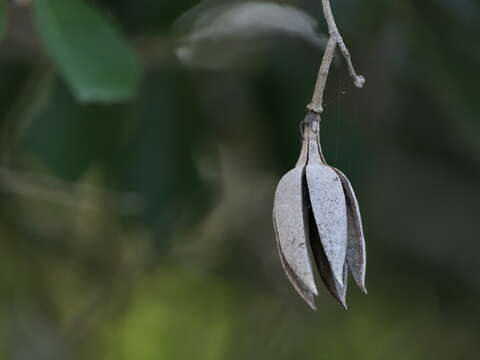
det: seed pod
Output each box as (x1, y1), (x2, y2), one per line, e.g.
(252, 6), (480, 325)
(332, 169), (367, 293)
(273, 132), (318, 308)
(273, 111), (367, 309)
(305, 119), (348, 287)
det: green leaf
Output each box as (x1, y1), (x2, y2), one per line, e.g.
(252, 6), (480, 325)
(0, 0), (7, 41)
(99, 268), (233, 360)
(23, 80), (129, 181)
(122, 68), (213, 246)
(33, 0), (141, 103)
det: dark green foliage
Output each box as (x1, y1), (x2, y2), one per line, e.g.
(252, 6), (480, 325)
(33, 0), (141, 102)
(0, 0), (7, 42)
(0, 1), (479, 359)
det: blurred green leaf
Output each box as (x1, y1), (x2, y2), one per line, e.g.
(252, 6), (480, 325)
(22, 71), (212, 244)
(100, 268), (233, 360)
(23, 81), (128, 181)
(0, 0), (7, 42)
(33, 0), (141, 103)
(121, 68), (213, 245)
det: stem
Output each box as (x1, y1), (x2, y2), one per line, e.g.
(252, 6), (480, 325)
(307, 0), (365, 114)
(307, 37), (336, 113)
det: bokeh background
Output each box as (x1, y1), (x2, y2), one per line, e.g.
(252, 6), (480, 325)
(1, 0), (479, 359)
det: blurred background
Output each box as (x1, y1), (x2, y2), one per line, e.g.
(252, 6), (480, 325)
(0, 0), (479, 359)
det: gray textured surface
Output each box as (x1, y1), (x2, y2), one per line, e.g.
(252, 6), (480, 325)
(334, 169), (367, 293)
(305, 123), (347, 286)
(309, 205), (348, 309)
(273, 166), (318, 298)
(273, 113), (366, 309)
(306, 164), (347, 287)
(274, 218), (316, 309)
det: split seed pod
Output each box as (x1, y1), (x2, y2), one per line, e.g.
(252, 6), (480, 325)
(273, 111), (367, 310)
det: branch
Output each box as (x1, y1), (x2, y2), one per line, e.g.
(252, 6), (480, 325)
(307, 0), (365, 114)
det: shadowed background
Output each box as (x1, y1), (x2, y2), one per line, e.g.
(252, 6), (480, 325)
(0, 0), (479, 359)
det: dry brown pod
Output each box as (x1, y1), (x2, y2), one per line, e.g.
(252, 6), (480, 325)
(273, 111), (367, 310)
